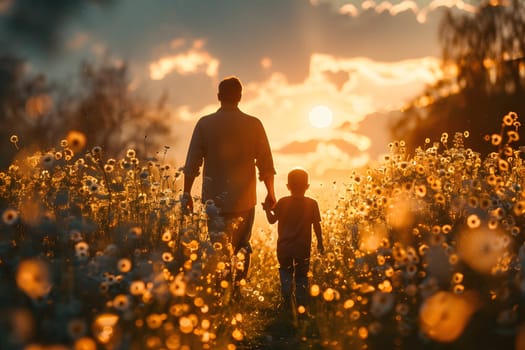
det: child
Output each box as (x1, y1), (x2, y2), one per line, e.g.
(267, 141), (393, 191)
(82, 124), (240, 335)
(263, 168), (324, 313)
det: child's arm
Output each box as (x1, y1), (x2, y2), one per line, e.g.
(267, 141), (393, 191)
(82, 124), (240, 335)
(264, 207), (278, 224)
(314, 221), (324, 253)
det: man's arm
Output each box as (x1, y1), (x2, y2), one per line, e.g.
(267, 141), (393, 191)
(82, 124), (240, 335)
(181, 120), (204, 213)
(181, 175), (195, 213)
(263, 175), (276, 209)
(262, 197), (278, 224)
(254, 119), (276, 208)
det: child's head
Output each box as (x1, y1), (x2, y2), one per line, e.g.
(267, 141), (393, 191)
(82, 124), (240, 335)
(287, 168), (309, 195)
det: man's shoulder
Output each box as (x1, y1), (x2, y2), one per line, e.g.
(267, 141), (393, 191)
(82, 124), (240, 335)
(197, 109), (264, 131)
(199, 111), (220, 121)
(238, 110), (263, 125)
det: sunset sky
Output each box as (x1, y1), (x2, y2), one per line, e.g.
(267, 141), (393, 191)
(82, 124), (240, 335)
(2, 0), (478, 188)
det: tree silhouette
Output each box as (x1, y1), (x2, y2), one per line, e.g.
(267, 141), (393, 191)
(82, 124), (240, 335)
(65, 61), (172, 157)
(391, 0), (525, 155)
(0, 55), (56, 167)
(0, 57), (172, 169)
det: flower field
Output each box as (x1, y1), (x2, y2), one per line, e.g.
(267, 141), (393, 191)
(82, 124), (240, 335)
(2, 113), (525, 350)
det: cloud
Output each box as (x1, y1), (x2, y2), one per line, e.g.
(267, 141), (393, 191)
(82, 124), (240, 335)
(309, 53), (442, 88)
(1, 0), (114, 53)
(169, 53), (441, 179)
(149, 40), (219, 80)
(277, 142), (370, 177)
(332, 0), (477, 23)
(276, 133), (370, 154)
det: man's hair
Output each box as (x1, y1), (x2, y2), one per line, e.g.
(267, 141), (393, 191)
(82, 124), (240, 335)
(218, 76), (242, 103)
(288, 168), (309, 193)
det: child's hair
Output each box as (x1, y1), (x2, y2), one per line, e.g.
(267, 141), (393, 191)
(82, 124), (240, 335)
(287, 168), (309, 193)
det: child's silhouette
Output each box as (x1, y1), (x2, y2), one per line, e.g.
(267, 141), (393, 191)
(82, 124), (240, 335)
(263, 168), (324, 314)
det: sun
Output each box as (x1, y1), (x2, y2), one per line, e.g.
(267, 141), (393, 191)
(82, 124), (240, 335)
(309, 105), (333, 128)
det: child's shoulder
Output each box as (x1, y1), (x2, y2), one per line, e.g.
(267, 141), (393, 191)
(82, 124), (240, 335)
(303, 195), (318, 203)
(281, 195), (318, 204)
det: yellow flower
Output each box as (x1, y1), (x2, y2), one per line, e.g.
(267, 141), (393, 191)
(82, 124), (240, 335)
(66, 130), (87, 153)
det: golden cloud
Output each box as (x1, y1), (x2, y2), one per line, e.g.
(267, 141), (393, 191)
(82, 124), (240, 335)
(172, 53), (441, 179)
(149, 41), (219, 80)
(336, 0), (477, 23)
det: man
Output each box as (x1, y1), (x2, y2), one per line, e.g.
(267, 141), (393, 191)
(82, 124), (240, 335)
(182, 76), (276, 286)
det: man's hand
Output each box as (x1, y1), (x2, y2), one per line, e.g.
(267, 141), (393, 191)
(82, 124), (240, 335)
(317, 243), (325, 254)
(263, 192), (276, 210)
(180, 192), (193, 215)
(261, 196), (275, 211)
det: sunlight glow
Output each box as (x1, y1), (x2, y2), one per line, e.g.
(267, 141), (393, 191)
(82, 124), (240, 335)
(309, 105), (333, 128)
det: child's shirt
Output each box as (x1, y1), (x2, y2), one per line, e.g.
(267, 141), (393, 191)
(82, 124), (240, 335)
(272, 195), (321, 259)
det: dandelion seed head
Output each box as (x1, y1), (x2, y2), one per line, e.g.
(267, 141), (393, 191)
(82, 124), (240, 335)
(91, 146), (102, 155)
(370, 291), (395, 318)
(16, 258), (53, 299)
(359, 221), (388, 253)
(169, 273), (186, 296)
(92, 313), (119, 344)
(323, 288), (337, 302)
(457, 227), (509, 275)
(419, 291), (478, 342)
(232, 328), (244, 341)
(40, 153), (55, 169)
(310, 284), (320, 297)
(103, 164), (114, 173)
(113, 294), (130, 311)
(146, 313), (167, 329)
(2, 208), (19, 225)
(128, 226), (142, 237)
(130, 281), (146, 296)
(73, 336), (97, 350)
(466, 214), (481, 228)
(117, 258), (132, 273)
(126, 149), (136, 158)
(179, 316), (194, 334)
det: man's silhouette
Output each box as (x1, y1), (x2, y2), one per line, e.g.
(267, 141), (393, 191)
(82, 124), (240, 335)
(182, 76), (276, 288)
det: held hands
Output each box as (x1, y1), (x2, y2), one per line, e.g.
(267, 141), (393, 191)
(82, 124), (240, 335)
(262, 192), (276, 211)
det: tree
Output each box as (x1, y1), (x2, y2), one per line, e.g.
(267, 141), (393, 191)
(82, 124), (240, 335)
(391, 0), (525, 155)
(0, 55), (56, 167)
(0, 57), (172, 169)
(63, 61), (172, 157)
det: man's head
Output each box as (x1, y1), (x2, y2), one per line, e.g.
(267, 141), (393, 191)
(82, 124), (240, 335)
(287, 168), (309, 195)
(218, 76), (242, 105)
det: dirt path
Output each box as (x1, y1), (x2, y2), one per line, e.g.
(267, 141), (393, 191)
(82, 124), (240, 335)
(239, 306), (325, 350)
